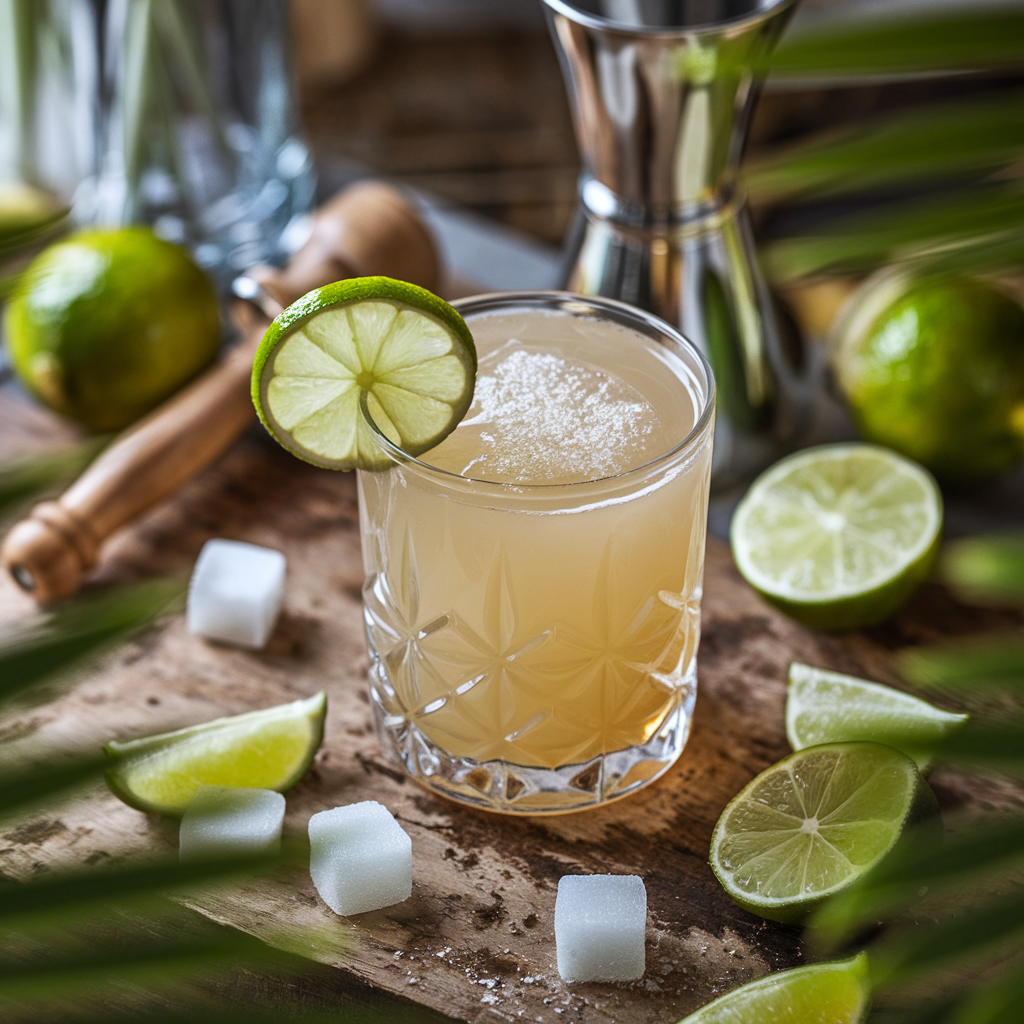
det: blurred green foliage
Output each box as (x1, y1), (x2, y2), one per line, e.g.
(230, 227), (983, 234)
(807, 529), (1024, 1024)
(747, 6), (1024, 283)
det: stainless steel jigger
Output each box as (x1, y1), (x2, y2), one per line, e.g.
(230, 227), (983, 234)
(543, 0), (811, 486)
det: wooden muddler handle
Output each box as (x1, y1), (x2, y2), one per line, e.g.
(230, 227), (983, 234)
(2, 181), (439, 602)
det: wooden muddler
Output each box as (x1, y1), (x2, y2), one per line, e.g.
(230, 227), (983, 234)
(1, 181), (439, 603)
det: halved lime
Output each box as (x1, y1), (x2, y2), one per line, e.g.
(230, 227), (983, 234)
(787, 662), (968, 770)
(251, 277), (476, 471)
(730, 444), (943, 630)
(676, 953), (870, 1024)
(710, 742), (937, 923)
(105, 692), (326, 816)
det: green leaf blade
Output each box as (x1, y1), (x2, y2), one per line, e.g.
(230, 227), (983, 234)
(900, 638), (1024, 690)
(763, 185), (1024, 281)
(869, 888), (1024, 989)
(810, 817), (1024, 946)
(942, 533), (1024, 606)
(746, 95), (1024, 204)
(0, 754), (108, 819)
(0, 440), (107, 518)
(764, 10), (1024, 78)
(0, 579), (184, 704)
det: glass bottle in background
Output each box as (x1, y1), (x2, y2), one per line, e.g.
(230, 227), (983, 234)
(0, 0), (315, 289)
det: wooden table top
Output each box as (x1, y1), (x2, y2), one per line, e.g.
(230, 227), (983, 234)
(1, 378), (1021, 1023)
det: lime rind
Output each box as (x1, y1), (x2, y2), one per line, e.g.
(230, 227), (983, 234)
(677, 953), (870, 1024)
(105, 692), (326, 816)
(252, 277), (477, 472)
(833, 271), (1024, 483)
(787, 662), (968, 770)
(731, 443), (943, 630)
(6, 226), (220, 432)
(710, 741), (932, 923)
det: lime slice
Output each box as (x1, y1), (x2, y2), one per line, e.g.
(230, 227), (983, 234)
(105, 692), (326, 816)
(710, 742), (937, 923)
(787, 662), (968, 770)
(251, 276), (477, 471)
(677, 953), (870, 1024)
(730, 443), (943, 630)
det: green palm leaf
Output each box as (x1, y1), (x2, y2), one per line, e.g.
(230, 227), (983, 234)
(936, 968), (1024, 1024)
(0, 850), (302, 931)
(744, 10), (1024, 284)
(934, 722), (1024, 775)
(886, 969), (1024, 1024)
(869, 888), (1024, 989)
(900, 637), (1024, 689)
(942, 534), (1024, 606)
(0, 929), (288, 1002)
(810, 817), (1024, 947)
(746, 94), (1024, 204)
(0, 754), (108, 818)
(762, 185), (1024, 281)
(0, 579), (183, 704)
(0, 440), (106, 518)
(763, 8), (1024, 77)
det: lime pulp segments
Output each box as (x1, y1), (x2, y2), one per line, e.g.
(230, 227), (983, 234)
(105, 692), (327, 816)
(787, 662), (968, 770)
(252, 277), (476, 471)
(710, 742), (936, 923)
(676, 953), (870, 1024)
(730, 444), (943, 630)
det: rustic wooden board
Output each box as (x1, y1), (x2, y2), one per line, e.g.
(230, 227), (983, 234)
(1, 415), (1022, 1024)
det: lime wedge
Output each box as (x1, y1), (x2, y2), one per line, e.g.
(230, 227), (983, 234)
(105, 692), (326, 816)
(252, 276), (476, 471)
(710, 742), (937, 923)
(730, 443), (943, 630)
(677, 953), (870, 1024)
(787, 662), (968, 770)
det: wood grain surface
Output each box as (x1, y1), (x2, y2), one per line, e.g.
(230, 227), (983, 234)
(1, 406), (1021, 1024)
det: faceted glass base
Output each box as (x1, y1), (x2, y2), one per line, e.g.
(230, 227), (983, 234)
(369, 662), (698, 815)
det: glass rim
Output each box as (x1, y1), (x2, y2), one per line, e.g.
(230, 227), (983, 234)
(360, 290), (716, 492)
(540, 0), (797, 37)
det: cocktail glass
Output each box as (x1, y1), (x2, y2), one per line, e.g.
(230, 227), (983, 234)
(358, 292), (715, 814)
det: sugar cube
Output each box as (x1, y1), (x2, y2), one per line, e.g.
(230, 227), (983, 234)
(554, 874), (646, 983)
(308, 801), (412, 916)
(187, 539), (286, 648)
(179, 785), (285, 862)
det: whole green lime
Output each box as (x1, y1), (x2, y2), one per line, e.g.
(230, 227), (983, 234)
(4, 227), (220, 431)
(0, 182), (65, 248)
(833, 274), (1024, 482)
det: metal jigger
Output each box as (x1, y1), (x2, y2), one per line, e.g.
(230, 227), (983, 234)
(543, 0), (810, 485)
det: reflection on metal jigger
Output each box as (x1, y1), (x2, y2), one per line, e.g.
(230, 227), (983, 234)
(543, 0), (814, 487)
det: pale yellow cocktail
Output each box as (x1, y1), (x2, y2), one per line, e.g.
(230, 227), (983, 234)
(358, 293), (714, 813)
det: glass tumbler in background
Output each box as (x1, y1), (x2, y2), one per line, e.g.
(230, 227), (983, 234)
(358, 293), (715, 814)
(1, 0), (314, 288)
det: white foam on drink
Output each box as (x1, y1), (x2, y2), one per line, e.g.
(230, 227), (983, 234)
(555, 874), (647, 983)
(308, 801), (412, 916)
(449, 347), (660, 483)
(179, 785), (285, 862)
